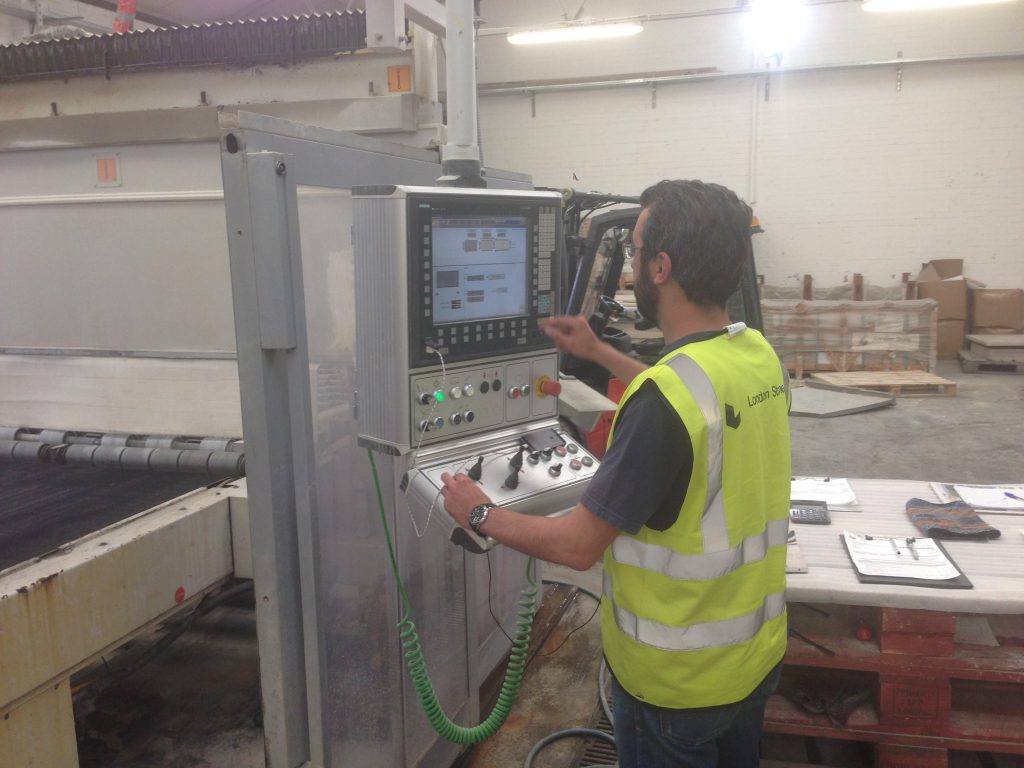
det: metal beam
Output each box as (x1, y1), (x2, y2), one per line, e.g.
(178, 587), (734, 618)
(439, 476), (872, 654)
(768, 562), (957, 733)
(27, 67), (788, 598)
(54, 0), (180, 27)
(405, 0), (445, 37)
(0, 1), (110, 35)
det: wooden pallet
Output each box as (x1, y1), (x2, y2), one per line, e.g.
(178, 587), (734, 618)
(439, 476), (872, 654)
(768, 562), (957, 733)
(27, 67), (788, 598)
(959, 350), (1024, 374)
(809, 370), (957, 396)
(965, 334), (1024, 363)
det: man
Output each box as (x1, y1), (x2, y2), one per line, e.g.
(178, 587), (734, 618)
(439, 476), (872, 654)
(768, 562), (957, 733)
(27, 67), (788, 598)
(441, 179), (791, 767)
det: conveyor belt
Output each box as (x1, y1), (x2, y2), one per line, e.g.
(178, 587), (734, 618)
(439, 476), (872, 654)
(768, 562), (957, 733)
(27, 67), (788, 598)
(0, 463), (216, 572)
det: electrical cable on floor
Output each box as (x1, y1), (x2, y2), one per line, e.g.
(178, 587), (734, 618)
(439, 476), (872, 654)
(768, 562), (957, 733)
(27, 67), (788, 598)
(369, 448), (538, 745)
(521, 580), (618, 767)
(529, 579), (602, 663)
(522, 727), (617, 768)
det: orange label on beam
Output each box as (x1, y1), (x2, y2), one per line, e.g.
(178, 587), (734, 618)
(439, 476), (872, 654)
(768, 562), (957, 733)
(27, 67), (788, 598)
(387, 65), (412, 93)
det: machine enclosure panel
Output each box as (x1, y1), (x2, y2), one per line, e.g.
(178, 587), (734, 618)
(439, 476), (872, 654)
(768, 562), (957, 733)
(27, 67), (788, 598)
(354, 194), (410, 452)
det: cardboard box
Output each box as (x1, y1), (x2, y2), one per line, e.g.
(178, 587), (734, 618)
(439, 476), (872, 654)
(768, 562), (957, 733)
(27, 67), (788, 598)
(971, 288), (1024, 332)
(917, 259), (963, 282)
(917, 280), (968, 321)
(936, 319), (966, 360)
(914, 259), (982, 321)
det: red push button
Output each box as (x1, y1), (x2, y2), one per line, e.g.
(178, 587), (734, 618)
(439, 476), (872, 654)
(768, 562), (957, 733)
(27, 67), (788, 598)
(535, 376), (562, 398)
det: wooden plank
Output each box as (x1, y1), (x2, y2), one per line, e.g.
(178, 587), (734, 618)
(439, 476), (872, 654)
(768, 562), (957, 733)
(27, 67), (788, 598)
(876, 743), (948, 768)
(809, 371), (956, 397)
(879, 673), (951, 729)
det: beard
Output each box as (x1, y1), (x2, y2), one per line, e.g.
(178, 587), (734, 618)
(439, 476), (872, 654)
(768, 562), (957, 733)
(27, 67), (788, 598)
(633, 266), (660, 328)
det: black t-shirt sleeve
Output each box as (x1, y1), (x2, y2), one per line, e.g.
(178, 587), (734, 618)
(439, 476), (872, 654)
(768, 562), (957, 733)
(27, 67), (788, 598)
(581, 380), (694, 535)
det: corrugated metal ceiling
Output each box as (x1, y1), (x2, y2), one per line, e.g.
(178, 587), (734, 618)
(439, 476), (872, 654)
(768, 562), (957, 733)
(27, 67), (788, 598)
(0, 12), (367, 83)
(83, 1), (367, 28)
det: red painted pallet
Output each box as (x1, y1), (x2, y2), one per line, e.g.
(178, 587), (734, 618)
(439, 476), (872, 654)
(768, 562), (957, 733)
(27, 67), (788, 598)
(766, 605), (1024, 767)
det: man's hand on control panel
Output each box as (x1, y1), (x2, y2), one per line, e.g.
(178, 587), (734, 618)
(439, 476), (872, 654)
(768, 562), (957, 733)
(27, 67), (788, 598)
(440, 471), (492, 529)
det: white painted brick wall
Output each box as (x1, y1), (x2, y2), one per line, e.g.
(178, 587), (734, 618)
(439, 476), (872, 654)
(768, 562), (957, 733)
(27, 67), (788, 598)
(477, 1), (1024, 290)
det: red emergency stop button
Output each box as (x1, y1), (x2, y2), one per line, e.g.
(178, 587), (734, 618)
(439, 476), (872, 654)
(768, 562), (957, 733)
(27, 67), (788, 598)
(535, 376), (562, 398)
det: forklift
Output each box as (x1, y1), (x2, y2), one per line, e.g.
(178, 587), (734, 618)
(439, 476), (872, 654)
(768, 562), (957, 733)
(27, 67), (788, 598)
(550, 188), (765, 395)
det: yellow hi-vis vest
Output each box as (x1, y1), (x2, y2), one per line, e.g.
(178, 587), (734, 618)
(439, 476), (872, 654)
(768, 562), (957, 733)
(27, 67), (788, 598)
(601, 324), (792, 709)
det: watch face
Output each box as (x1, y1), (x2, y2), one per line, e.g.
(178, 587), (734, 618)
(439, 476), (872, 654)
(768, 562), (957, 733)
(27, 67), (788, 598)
(470, 504), (492, 531)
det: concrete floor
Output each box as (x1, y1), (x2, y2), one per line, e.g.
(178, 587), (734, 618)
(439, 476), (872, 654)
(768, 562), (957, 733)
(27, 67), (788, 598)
(66, 361), (1023, 767)
(790, 361), (1023, 484)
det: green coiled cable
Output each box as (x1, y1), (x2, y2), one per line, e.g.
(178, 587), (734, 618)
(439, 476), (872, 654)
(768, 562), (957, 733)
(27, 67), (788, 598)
(368, 448), (537, 744)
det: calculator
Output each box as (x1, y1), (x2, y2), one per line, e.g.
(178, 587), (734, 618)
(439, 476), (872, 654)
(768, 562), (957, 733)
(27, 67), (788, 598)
(789, 501), (831, 525)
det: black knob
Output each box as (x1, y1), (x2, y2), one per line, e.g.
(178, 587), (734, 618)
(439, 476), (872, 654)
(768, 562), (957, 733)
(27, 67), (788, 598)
(509, 445), (526, 472)
(480, 380), (490, 394)
(468, 455), (484, 482)
(527, 451), (540, 465)
(417, 391), (436, 406)
(503, 468), (520, 490)
(548, 463), (562, 477)
(542, 448), (553, 458)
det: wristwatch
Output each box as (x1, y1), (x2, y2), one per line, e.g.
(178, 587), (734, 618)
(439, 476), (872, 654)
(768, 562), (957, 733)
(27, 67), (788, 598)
(468, 502), (497, 536)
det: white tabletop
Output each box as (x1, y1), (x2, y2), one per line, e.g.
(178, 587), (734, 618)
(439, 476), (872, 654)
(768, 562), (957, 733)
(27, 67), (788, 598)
(786, 479), (1024, 614)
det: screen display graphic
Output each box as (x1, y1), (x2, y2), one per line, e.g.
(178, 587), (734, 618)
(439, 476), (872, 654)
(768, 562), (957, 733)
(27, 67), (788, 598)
(431, 215), (529, 324)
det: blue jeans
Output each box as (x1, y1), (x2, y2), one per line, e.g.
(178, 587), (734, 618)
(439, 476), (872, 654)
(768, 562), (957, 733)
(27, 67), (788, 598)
(611, 662), (782, 768)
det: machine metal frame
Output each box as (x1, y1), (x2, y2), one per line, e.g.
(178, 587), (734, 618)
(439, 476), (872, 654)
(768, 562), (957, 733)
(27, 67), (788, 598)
(219, 111), (532, 768)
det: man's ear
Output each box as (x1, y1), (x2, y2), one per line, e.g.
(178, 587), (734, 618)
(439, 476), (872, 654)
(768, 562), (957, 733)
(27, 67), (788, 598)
(652, 251), (672, 285)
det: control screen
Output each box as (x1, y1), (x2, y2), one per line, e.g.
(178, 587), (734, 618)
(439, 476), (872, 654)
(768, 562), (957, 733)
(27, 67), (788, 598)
(431, 215), (530, 324)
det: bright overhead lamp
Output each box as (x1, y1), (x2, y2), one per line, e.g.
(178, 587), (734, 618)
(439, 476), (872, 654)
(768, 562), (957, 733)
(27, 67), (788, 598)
(507, 22), (643, 46)
(863, 0), (1016, 11)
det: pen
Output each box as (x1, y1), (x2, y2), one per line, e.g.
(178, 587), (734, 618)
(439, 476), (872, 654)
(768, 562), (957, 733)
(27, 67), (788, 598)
(1005, 491), (1024, 502)
(906, 537), (919, 560)
(890, 538), (901, 556)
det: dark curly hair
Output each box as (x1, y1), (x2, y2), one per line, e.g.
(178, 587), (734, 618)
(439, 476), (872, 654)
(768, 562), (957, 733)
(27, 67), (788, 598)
(637, 180), (752, 308)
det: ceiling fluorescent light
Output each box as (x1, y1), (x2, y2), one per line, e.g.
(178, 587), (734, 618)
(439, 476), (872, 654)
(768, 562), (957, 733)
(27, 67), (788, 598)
(863, 0), (1016, 11)
(507, 22), (643, 46)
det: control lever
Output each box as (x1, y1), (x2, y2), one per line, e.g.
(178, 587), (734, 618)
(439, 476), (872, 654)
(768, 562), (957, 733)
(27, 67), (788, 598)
(504, 446), (526, 490)
(503, 469), (520, 491)
(503, 444), (528, 493)
(588, 294), (625, 335)
(468, 455), (484, 482)
(509, 445), (526, 472)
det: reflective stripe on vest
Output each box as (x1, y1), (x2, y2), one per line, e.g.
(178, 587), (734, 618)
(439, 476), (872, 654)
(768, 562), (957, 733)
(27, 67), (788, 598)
(611, 517), (789, 581)
(664, 353), (728, 553)
(604, 569), (787, 652)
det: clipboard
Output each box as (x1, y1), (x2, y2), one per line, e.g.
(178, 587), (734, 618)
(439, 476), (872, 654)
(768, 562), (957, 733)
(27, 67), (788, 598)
(840, 534), (972, 589)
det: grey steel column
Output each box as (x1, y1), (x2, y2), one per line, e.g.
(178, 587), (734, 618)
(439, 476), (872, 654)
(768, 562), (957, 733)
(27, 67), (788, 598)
(222, 145), (317, 768)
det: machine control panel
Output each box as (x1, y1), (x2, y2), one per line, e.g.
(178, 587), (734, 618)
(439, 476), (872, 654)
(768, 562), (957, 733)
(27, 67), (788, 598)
(354, 186), (564, 455)
(408, 355), (557, 445)
(403, 425), (599, 552)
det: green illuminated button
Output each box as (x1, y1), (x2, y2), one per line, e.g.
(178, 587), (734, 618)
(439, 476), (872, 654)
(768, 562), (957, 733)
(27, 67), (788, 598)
(434, 389), (445, 402)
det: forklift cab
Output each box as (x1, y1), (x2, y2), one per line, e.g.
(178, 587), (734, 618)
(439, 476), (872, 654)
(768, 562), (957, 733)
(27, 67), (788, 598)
(559, 195), (764, 392)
